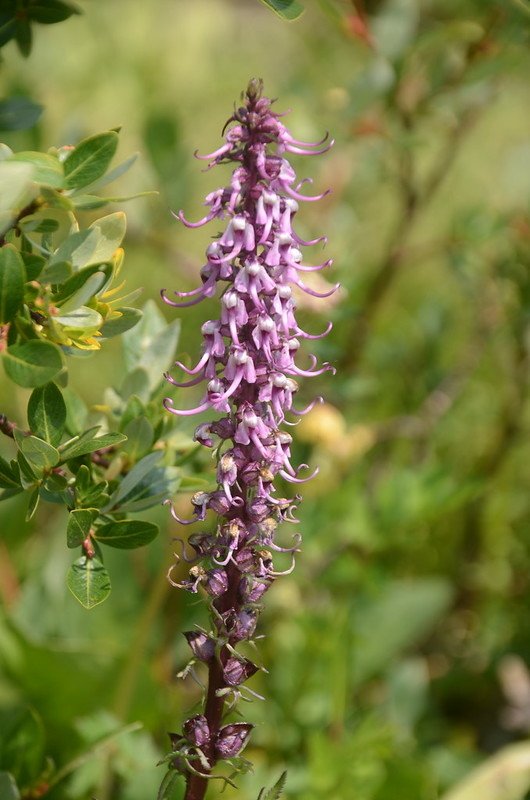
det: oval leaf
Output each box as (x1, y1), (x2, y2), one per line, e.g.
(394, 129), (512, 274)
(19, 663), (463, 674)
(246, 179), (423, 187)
(88, 212), (126, 261)
(3, 340), (65, 388)
(100, 307), (142, 338)
(67, 508), (98, 548)
(94, 519), (158, 549)
(64, 132), (119, 190)
(18, 435), (60, 472)
(0, 244), (26, 324)
(28, 383), (66, 446)
(67, 556), (111, 609)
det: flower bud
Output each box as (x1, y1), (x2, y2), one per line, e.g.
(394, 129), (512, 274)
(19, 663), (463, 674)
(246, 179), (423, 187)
(183, 714), (210, 747)
(215, 723), (254, 759)
(184, 631), (216, 661)
(204, 567), (228, 597)
(223, 656), (259, 686)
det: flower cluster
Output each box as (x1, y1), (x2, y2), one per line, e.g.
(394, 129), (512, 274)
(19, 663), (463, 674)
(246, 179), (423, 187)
(162, 79), (335, 797)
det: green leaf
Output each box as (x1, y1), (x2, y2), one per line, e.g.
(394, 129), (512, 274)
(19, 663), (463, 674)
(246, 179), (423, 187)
(14, 18), (32, 57)
(10, 152), (63, 188)
(64, 132), (119, 190)
(0, 161), (36, 235)
(3, 340), (65, 388)
(120, 367), (151, 401)
(0, 18), (16, 49)
(0, 772), (20, 800)
(39, 259), (72, 284)
(0, 245), (26, 324)
(67, 556), (111, 609)
(88, 211), (127, 259)
(49, 211), (126, 269)
(79, 152), (138, 194)
(100, 307), (141, 338)
(28, 383), (66, 446)
(19, 215), (59, 234)
(17, 451), (38, 487)
(121, 300), (180, 388)
(440, 742), (530, 800)
(94, 519), (158, 550)
(59, 430), (126, 461)
(0, 456), (21, 490)
(20, 253), (45, 281)
(28, 0), (81, 23)
(54, 266), (107, 310)
(258, 0), (305, 20)
(122, 416), (154, 461)
(110, 465), (180, 513)
(56, 305), (103, 330)
(71, 190), (155, 210)
(16, 434), (60, 472)
(63, 387), (88, 434)
(67, 508), (98, 548)
(25, 487), (40, 521)
(105, 450), (163, 509)
(0, 97), (43, 132)
(259, 771), (288, 800)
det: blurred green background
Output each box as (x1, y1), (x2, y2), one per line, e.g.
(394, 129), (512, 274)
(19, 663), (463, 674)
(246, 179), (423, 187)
(1, 1), (530, 798)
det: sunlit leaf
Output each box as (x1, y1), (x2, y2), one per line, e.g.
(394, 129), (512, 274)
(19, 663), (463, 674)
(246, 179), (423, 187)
(64, 132), (119, 190)
(67, 556), (111, 609)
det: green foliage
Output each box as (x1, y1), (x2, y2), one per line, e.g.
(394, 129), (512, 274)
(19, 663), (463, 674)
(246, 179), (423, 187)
(0, 0), (81, 58)
(258, 0), (305, 21)
(3, 340), (65, 388)
(0, 120), (193, 613)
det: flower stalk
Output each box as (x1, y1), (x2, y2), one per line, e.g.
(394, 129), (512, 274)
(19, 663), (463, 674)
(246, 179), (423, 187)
(162, 79), (334, 800)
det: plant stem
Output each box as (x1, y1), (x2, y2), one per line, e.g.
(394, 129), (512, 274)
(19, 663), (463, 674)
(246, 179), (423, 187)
(184, 561), (242, 800)
(97, 552), (173, 800)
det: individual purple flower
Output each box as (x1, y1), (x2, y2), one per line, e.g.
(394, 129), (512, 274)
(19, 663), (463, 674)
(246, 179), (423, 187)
(215, 723), (254, 759)
(162, 79), (334, 800)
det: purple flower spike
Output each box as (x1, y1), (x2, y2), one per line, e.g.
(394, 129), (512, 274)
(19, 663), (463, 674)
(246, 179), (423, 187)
(163, 79), (333, 797)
